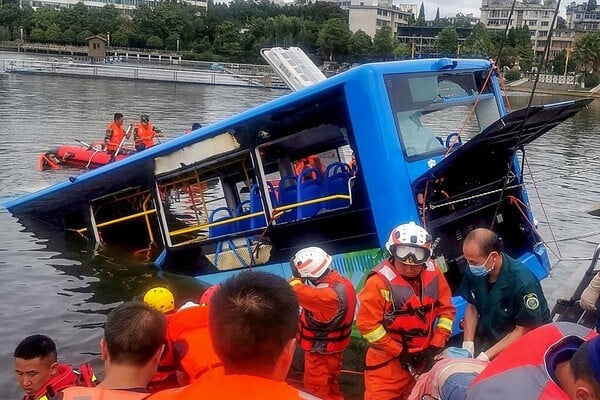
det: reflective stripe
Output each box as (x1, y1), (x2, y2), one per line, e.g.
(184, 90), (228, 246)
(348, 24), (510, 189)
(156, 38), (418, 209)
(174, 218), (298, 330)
(380, 289), (391, 302)
(437, 317), (453, 332)
(289, 279), (303, 287)
(363, 325), (387, 343)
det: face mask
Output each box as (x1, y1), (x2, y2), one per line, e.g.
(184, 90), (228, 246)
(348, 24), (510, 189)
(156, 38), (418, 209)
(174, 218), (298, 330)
(468, 253), (493, 277)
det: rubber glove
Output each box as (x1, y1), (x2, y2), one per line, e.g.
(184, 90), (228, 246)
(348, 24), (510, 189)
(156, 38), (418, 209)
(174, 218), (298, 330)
(462, 340), (475, 357)
(476, 352), (489, 362)
(580, 272), (600, 311)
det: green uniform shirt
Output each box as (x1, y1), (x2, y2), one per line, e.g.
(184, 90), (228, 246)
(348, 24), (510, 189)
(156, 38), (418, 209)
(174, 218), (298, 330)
(459, 253), (550, 344)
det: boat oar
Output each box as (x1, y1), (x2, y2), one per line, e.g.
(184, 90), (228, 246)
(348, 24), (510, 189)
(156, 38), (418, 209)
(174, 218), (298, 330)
(75, 139), (102, 152)
(111, 124), (133, 161)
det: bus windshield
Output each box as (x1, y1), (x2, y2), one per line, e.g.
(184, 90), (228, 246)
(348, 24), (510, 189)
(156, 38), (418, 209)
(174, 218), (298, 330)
(385, 70), (500, 159)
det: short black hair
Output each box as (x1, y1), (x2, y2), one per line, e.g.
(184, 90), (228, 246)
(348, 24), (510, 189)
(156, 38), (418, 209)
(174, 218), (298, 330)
(113, 113), (123, 121)
(464, 228), (503, 256)
(571, 341), (600, 397)
(209, 271), (299, 377)
(191, 123), (202, 130)
(104, 301), (166, 366)
(14, 334), (57, 361)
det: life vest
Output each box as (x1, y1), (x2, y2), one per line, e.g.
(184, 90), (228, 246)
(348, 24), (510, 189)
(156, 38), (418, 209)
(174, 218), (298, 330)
(370, 259), (440, 353)
(26, 363), (97, 400)
(166, 305), (223, 382)
(294, 156), (324, 179)
(298, 271), (356, 353)
(105, 122), (125, 151)
(134, 123), (156, 148)
(466, 322), (597, 400)
(59, 386), (150, 400)
(147, 312), (179, 393)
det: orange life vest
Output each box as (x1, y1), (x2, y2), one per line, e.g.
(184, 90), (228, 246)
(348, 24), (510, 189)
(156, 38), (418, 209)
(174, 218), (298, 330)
(105, 122), (125, 151)
(147, 312), (178, 393)
(26, 363), (97, 400)
(298, 271), (356, 353)
(166, 305), (223, 382)
(134, 123), (156, 148)
(370, 259), (440, 353)
(59, 386), (150, 400)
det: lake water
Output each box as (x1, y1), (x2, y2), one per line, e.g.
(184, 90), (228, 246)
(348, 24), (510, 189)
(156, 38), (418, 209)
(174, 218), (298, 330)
(1, 51), (599, 398)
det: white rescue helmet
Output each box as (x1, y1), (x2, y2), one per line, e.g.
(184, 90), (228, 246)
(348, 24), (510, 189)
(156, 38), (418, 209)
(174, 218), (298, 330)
(292, 246), (332, 279)
(385, 221), (432, 265)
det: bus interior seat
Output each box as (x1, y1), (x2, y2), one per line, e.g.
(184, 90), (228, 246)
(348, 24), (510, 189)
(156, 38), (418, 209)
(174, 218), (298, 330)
(208, 207), (235, 237)
(278, 176), (298, 223)
(236, 200), (251, 232)
(325, 162), (351, 209)
(250, 183), (278, 229)
(297, 168), (323, 219)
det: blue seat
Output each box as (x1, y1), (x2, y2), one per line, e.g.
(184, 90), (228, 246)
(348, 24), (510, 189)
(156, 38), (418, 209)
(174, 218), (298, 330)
(297, 168), (323, 219)
(325, 162), (351, 210)
(277, 176), (298, 223)
(236, 200), (251, 232)
(249, 182), (278, 229)
(208, 207), (235, 238)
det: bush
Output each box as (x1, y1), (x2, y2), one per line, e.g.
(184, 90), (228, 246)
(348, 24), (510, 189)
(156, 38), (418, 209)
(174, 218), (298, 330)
(504, 69), (522, 82)
(583, 73), (600, 88)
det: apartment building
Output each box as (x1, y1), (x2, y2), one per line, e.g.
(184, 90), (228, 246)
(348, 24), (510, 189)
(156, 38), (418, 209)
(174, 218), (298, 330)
(566, 1), (600, 30)
(348, 0), (413, 38)
(480, 0), (557, 56)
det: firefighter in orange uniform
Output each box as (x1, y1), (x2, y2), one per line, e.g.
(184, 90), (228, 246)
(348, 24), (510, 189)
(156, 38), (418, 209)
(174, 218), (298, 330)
(104, 113), (127, 154)
(289, 247), (356, 400)
(356, 221), (456, 400)
(133, 114), (162, 152)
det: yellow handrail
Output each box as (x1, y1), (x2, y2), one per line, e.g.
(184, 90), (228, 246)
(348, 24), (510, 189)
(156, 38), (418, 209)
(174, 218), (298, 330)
(77, 209), (157, 234)
(169, 211), (265, 237)
(273, 194), (350, 214)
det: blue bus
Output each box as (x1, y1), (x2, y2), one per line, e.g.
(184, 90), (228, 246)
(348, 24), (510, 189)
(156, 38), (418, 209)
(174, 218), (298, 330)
(5, 58), (590, 334)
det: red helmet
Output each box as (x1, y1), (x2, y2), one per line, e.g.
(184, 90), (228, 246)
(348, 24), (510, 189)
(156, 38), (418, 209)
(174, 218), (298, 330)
(199, 285), (219, 306)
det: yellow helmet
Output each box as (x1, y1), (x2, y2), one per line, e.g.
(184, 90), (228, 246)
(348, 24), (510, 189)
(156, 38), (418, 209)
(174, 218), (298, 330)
(143, 287), (175, 313)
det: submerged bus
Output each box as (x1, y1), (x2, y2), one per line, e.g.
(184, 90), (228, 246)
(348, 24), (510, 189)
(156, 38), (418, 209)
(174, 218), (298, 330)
(5, 57), (590, 333)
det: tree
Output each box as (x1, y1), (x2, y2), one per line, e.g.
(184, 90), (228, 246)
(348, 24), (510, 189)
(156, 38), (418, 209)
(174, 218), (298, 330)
(394, 43), (410, 59)
(29, 27), (45, 42)
(348, 29), (373, 62)
(463, 23), (492, 57)
(61, 28), (77, 44)
(434, 26), (458, 55)
(45, 23), (61, 43)
(316, 18), (350, 61)
(416, 2), (425, 26)
(574, 31), (600, 73)
(372, 26), (395, 60)
(434, 7), (440, 25)
(146, 35), (164, 49)
(213, 21), (241, 58)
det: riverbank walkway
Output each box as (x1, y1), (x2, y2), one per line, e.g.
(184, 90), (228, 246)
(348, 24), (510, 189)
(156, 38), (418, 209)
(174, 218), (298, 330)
(508, 76), (600, 98)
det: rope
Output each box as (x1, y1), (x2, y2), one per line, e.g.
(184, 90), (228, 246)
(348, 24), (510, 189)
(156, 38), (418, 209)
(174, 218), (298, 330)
(497, 68), (513, 112)
(429, 183), (524, 210)
(524, 156), (562, 259)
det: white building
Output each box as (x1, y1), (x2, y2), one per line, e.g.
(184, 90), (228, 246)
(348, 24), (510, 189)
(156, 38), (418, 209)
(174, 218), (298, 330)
(349, 1), (414, 37)
(480, 0), (557, 56)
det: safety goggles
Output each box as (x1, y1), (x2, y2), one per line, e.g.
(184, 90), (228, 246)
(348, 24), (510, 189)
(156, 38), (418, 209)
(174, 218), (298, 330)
(392, 245), (430, 264)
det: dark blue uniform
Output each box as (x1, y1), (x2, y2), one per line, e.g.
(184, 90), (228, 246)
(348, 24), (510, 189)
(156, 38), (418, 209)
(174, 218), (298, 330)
(459, 253), (551, 349)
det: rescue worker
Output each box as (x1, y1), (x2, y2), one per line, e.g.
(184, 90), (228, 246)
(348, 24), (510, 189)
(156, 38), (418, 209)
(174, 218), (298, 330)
(104, 113), (127, 154)
(459, 228), (551, 361)
(579, 271), (600, 332)
(142, 287), (178, 392)
(289, 246), (356, 400)
(184, 122), (202, 134)
(356, 221), (456, 400)
(133, 114), (162, 152)
(14, 334), (96, 400)
(59, 301), (167, 399)
(295, 155), (325, 180)
(147, 271), (306, 399)
(465, 321), (598, 400)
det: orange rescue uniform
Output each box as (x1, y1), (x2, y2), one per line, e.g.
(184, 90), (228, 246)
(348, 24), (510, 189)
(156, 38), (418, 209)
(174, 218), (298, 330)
(166, 304), (223, 384)
(290, 270), (356, 400)
(146, 374), (303, 400)
(59, 386), (149, 400)
(147, 312), (178, 393)
(356, 259), (455, 400)
(134, 123), (158, 149)
(105, 122), (126, 152)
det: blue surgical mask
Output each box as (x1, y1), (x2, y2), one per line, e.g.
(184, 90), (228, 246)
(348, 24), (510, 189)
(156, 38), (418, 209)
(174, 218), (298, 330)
(468, 253), (493, 277)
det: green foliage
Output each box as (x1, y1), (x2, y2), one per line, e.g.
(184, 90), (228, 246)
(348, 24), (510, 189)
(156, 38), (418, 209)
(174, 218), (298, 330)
(45, 23), (61, 43)
(434, 26), (458, 55)
(146, 35), (163, 49)
(316, 18), (350, 61)
(348, 29), (372, 63)
(503, 68), (521, 82)
(61, 28), (77, 44)
(165, 34), (179, 51)
(416, 2), (425, 26)
(463, 23), (492, 57)
(372, 26), (395, 60)
(583, 73), (600, 88)
(393, 43), (410, 59)
(29, 27), (45, 42)
(574, 31), (600, 73)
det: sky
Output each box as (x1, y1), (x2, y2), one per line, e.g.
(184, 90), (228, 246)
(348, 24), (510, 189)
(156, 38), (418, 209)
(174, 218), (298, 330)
(421, 0), (482, 18)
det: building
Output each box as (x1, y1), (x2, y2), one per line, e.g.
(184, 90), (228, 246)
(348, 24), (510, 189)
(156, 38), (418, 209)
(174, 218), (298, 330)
(87, 35), (107, 61)
(480, 0), (558, 56)
(549, 29), (576, 58)
(349, 1), (414, 38)
(566, 1), (600, 31)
